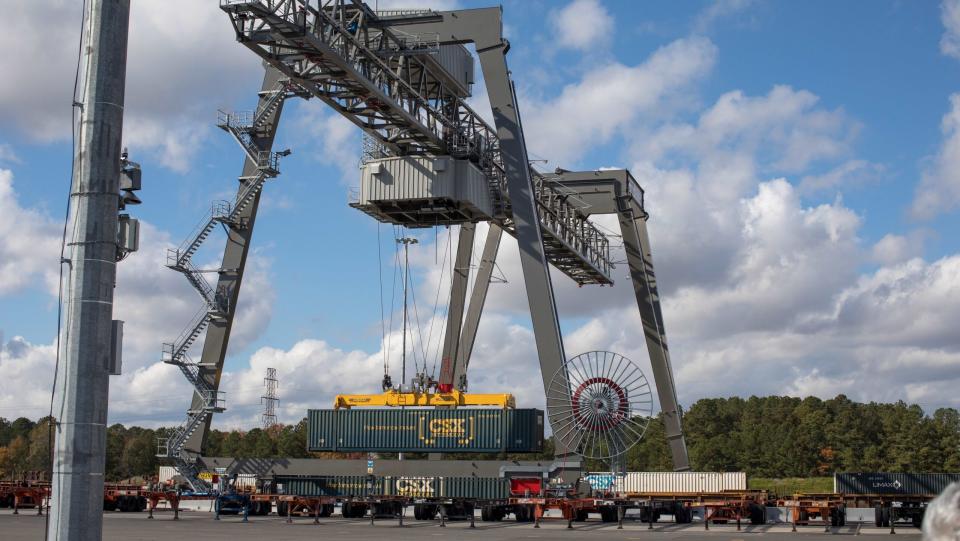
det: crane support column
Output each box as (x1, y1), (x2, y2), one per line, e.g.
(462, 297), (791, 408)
(619, 204), (690, 471)
(49, 1), (130, 539)
(380, 7), (575, 452)
(455, 224), (503, 389)
(182, 67), (287, 456)
(550, 169), (690, 471)
(438, 223), (476, 393)
(476, 38), (573, 453)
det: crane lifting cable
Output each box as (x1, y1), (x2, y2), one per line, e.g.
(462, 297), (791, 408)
(420, 226), (452, 378)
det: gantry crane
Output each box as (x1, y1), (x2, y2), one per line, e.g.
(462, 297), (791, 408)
(159, 0), (689, 491)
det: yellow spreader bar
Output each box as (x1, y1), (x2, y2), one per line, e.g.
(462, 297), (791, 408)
(333, 389), (515, 409)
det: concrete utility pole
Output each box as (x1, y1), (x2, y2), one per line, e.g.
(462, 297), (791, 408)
(49, 1), (130, 539)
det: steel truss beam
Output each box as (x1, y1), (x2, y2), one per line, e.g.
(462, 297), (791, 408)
(220, 0), (612, 286)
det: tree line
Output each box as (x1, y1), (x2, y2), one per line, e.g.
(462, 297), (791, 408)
(1, 395), (957, 481)
(624, 395), (960, 476)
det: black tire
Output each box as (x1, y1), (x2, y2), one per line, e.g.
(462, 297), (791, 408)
(481, 505), (492, 522)
(912, 513), (922, 528)
(875, 506), (883, 527)
(419, 504), (436, 520)
(277, 501), (289, 517)
(749, 503), (765, 525)
(882, 506), (891, 528)
(599, 507), (617, 523)
(575, 509), (589, 522)
(673, 502), (688, 523)
(839, 507), (846, 527)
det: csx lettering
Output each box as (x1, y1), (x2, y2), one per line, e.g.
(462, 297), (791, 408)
(429, 419), (466, 436)
(396, 478), (434, 495)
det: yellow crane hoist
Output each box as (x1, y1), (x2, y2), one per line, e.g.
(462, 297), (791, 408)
(333, 388), (514, 409)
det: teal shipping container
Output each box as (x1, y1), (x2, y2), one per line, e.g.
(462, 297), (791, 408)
(307, 408), (544, 453)
(274, 475), (510, 500)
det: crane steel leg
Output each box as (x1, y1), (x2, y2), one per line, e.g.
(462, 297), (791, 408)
(455, 224), (503, 390)
(381, 8), (575, 452)
(545, 169), (690, 471)
(618, 206), (690, 471)
(182, 67), (287, 456)
(475, 45), (574, 454)
(438, 223), (476, 392)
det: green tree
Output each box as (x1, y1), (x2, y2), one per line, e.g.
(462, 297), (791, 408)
(120, 430), (158, 479)
(26, 418), (54, 475)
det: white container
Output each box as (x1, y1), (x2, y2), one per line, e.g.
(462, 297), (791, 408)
(356, 156), (494, 224)
(158, 466), (179, 483)
(585, 472), (747, 494)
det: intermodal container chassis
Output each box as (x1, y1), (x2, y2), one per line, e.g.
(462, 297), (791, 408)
(0, 481), (49, 514)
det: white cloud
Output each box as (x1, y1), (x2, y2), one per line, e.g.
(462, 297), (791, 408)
(0, 1), (262, 172)
(942, 0), (960, 60)
(522, 37), (717, 165)
(0, 169), (62, 296)
(636, 86), (858, 175)
(798, 159), (884, 196)
(549, 0), (615, 52)
(871, 233), (924, 266)
(290, 101), (360, 183)
(911, 93), (960, 219)
(0, 144), (20, 165)
(0, 169), (276, 425)
(693, 0), (756, 34)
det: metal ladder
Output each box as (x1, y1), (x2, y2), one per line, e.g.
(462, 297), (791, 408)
(157, 80), (290, 492)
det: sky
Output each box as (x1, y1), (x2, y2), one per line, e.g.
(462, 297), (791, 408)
(2, 0), (960, 432)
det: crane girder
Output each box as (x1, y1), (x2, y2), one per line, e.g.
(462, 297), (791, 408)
(222, 0), (613, 286)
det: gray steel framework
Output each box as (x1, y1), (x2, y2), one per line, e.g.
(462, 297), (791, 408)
(221, 0), (612, 286)
(444, 170), (691, 470)
(453, 224), (503, 390)
(437, 223), (475, 392)
(549, 169), (690, 471)
(160, 1), (689, 483)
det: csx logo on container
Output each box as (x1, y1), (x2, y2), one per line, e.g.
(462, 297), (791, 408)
(396, 478), (435, 496)
(429, 418), (466, 436)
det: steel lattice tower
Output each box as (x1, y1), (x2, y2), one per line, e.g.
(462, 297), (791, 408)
(261, 367), (278, 428)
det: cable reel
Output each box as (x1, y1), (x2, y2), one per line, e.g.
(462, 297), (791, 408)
(547, 351), (654, 461)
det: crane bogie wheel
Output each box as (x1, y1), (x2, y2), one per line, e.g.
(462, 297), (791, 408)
(547, 351), (653, 461)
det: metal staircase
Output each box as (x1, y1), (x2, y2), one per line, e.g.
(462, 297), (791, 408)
(157, 79), (291, 492)
(221, 0), (614, 285)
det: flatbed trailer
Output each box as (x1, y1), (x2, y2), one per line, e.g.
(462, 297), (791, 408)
(0, 481), (49, 514)
(784, 491), (934, 529)
(778, 493), (848, 531)
(103, 483), (148, 512)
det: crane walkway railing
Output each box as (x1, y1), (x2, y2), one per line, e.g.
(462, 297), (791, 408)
(222, 0), (613, 285)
